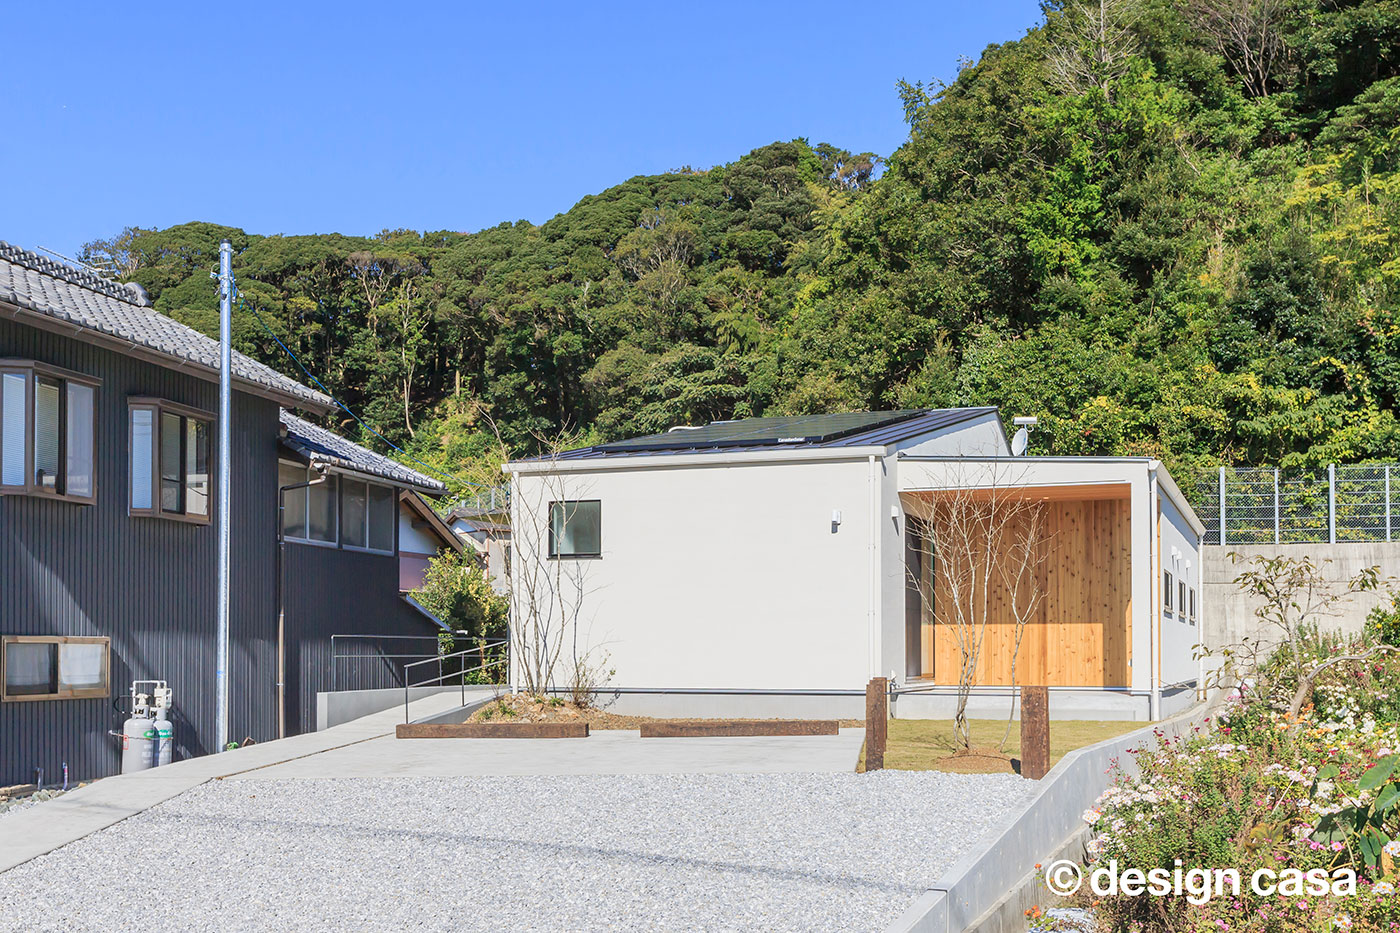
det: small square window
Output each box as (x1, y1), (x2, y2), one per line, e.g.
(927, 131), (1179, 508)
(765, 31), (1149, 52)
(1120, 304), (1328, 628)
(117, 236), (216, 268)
(549, 500), (601, 558)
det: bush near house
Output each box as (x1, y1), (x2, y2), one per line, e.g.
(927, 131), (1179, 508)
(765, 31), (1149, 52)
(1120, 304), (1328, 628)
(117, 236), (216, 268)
(412, 551), (509, 683)
(1079, 631), (1399, 932)
(1368, 595), (1400, 647)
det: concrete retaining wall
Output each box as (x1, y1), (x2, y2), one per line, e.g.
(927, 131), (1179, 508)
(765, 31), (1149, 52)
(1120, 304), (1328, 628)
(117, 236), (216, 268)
(1203, 542), (1399, 650)
(886, 694), (1220, 933)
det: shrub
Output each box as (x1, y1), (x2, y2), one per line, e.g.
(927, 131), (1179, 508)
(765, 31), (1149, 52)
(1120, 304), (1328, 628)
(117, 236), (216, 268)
(1367, 592), (1400, 646)
(1082, 629), (1400, 932)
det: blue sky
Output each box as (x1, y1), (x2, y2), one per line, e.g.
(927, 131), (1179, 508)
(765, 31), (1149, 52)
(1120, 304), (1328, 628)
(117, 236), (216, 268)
(5, 1), (1044, 257)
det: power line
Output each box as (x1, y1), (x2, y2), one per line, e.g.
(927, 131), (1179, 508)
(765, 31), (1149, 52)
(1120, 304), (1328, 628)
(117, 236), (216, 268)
(229, 276), (486, 491)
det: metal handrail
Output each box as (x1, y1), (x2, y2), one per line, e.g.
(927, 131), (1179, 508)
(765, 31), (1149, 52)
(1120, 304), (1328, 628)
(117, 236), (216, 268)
(402, 640), (509, 723)
(330, 633), (468, 691)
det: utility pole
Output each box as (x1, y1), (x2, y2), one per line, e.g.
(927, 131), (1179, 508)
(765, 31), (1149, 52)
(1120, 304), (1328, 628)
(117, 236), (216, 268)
(216, 240), (233, 752)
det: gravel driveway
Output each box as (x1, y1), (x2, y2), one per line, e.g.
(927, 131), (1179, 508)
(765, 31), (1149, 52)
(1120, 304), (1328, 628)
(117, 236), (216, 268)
(0, 771), (1034, 932)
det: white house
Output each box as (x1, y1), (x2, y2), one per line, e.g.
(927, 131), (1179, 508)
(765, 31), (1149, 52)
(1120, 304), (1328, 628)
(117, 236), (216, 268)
(504, 408), (1205, 721)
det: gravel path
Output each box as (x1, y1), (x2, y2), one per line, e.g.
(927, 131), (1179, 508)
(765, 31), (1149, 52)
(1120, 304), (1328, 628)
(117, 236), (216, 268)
(0, 771), (1034, 932)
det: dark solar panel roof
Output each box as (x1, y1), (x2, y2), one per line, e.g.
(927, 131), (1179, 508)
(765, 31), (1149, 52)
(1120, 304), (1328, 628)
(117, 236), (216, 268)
(535, 408), (1001, 462)
(595, 410), (929, 453)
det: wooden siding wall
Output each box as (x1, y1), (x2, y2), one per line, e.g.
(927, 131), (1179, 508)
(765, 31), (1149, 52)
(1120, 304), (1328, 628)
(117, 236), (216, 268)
(922, 497), (1132, 687)
(281, 542), (439, 736)
(0, 317), (280, 785)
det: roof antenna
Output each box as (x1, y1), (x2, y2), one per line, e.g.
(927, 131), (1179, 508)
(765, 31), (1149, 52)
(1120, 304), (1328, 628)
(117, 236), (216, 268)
(1011, 416), (1039, 457)
(35, 245), (111, 279)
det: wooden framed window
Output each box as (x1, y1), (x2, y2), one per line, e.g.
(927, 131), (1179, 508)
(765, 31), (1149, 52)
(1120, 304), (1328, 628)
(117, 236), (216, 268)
(129, 398), (212, 522)
(1189, 587), (1198, 625)
(1179, 580), (1187, 618)
(1163, 571), (1174, 611)
(2, 636), (110, 701)
(549, 499), (601, 558)
(0, 360), (99, 504)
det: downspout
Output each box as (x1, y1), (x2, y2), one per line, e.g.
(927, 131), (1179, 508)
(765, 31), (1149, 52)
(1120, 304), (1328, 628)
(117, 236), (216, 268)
(868, 455), (879, 679)
(276, 461), (328, 740)
(1197, 530), (1206, 701)
(1148, 461), (1161, 721)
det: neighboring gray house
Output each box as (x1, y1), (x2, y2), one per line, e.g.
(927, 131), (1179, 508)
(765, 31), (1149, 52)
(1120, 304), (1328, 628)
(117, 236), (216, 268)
(0, 242), (455, 784)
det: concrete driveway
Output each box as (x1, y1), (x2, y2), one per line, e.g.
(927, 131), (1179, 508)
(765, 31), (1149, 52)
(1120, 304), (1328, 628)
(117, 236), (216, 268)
(240, 727), (867, 779)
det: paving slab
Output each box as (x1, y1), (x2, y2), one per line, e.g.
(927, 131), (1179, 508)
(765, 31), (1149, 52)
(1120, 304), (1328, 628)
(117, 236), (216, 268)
(240, 726), (867, 778)
(0, 688), (497, 873)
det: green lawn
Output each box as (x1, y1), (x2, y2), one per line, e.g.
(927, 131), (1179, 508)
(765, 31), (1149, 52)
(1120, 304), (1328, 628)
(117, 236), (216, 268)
(857, 718), (1147, 774)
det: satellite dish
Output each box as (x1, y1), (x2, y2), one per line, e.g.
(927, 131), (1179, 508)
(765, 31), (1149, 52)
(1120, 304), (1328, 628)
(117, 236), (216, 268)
(1011, 427), (1029, 457)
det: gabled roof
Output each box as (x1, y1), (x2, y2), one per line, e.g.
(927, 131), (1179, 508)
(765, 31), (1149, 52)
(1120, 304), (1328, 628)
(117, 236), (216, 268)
(279, 410), (446, 495)
(0, 241), (333, 412)
(400, 490), (465, 553)
(543, 407), (1000, 462)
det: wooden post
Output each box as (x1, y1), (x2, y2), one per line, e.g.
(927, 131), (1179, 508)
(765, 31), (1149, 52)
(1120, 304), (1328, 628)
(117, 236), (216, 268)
(1020, 685), (1050, 780)
(865, 677), (888, 771)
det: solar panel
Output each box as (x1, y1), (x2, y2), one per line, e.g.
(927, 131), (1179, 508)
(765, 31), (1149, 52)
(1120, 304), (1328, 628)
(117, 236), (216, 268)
(594, 410), (929, 453)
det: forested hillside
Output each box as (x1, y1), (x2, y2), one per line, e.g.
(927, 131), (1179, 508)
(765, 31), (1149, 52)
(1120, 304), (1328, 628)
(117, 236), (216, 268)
(83, 0), (1400, 491)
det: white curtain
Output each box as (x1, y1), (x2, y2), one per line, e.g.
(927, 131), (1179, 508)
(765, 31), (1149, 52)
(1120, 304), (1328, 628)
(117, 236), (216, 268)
(66, 383), (94, 497)
(130, 408), (154, 509)
(0, 373), (25, 486)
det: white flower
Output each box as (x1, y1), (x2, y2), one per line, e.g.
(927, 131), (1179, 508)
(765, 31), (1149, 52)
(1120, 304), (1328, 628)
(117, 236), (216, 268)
(1371, 881), (1395, 895)
(1082, 808), (1102, 825)
(1384, 840), (1400, 858)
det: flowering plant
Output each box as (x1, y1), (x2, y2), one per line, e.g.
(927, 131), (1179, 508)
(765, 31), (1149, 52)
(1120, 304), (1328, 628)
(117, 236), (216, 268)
(1081, 632), (1400, 932)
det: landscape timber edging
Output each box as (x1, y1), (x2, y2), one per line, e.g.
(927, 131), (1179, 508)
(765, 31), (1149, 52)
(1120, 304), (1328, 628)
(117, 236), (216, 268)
(395, 722), (590, 739)
(637, 720), (839, 738)
(885, 691), (1225, 933)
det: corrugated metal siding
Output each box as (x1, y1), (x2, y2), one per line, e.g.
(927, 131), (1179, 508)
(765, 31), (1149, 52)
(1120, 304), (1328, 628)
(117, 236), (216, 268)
(281, 543), (439, 735)
(0, 317), (280, 785)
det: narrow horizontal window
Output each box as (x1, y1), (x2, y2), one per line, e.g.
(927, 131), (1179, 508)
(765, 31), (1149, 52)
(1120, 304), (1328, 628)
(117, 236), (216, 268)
(2, 636), (110, 702)
(549, 500), (601, 558)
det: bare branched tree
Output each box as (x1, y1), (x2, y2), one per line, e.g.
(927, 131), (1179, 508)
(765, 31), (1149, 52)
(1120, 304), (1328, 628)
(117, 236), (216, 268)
(1200, 554), (1383, 716)
(1184, 0), (1288, 98)
(1045, 0), (1140, 103)
(492, 424), (607, 700)
(904, 463), (1050, 753)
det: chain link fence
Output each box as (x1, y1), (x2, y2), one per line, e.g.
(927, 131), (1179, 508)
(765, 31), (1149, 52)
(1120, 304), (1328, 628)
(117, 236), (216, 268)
(1195, 464), (1399, 546)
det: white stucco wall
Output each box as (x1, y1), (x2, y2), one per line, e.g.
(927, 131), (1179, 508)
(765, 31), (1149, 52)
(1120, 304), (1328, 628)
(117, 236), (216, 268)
(399, 509), (442, 555)
(508, 453), (883, 692)
(1158, 492), (1203, 686)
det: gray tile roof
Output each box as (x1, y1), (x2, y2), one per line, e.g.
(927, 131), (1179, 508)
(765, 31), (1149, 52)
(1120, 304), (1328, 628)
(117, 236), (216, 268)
(279, 410), (446, 494)
(0, 241), (333, 411)
(544, 408), (1000, 461)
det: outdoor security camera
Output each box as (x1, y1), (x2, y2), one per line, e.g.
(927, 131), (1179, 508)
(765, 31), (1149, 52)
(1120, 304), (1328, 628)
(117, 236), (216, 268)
(1012, 416), (1040, 427)
(310, 461), (328, 475)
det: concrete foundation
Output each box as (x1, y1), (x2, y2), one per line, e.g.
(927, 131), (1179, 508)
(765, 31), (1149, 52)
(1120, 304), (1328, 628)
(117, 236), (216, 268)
(316, 686), (469, 731)
(578, 685), (1199, 723)
(585, 689), (867, 720)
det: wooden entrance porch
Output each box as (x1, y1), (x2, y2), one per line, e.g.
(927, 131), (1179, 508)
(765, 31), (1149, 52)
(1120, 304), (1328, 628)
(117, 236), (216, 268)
(902, 483), (1133, 688)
